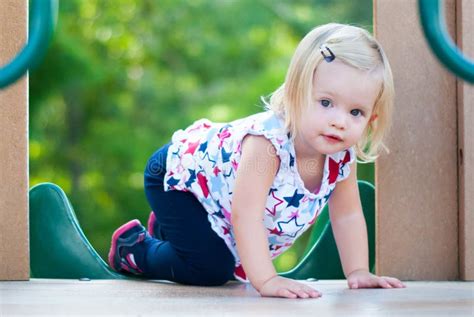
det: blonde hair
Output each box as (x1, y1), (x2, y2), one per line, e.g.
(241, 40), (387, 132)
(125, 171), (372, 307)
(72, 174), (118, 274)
(263, 23), (394, 162)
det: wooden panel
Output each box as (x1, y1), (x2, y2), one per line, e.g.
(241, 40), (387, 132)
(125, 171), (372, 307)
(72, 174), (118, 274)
(1, 280), (473, 315)
(374, 0), (458, 279)
(0, 0), (29, 280)
(457, 0), (474, 281)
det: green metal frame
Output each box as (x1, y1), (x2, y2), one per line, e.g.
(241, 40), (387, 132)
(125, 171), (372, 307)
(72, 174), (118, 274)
(419, 0), (474, 83)
(0, 0), (57, 89)
(29, 181), (374, 280)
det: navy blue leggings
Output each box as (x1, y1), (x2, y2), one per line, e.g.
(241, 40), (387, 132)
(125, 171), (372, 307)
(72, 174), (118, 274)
(141, 143), (235, 286)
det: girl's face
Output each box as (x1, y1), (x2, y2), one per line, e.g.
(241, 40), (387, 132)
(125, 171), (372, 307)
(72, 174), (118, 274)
(294, 59), (381, 159)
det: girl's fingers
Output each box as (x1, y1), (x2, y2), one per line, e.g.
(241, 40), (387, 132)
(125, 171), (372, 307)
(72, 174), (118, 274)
(306, 288), (322, 298)
(290, 285), (321, 299)
(288, 286), (308, 299)
(277, 288), (297, 299)
(377, 277), (392, 288)
(383, 276), (406, 288)
(296, 289), (309, 298)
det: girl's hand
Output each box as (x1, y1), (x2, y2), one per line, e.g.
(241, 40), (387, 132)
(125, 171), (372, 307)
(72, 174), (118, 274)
(258, 275), (322, 299)
(347, 269), (406, 289)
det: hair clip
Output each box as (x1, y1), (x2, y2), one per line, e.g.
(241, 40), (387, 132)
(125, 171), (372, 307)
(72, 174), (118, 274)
(320, 44), (335, 62)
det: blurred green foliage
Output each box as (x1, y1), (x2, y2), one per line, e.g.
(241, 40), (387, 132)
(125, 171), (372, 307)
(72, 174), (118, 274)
(30, 0), (372, 273)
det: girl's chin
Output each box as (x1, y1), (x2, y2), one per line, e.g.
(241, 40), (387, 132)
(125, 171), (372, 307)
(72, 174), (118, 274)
(315, 144), (348, 155)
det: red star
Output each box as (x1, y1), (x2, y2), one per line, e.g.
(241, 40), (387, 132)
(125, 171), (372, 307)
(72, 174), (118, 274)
(265, 190), (284, 216)
(197, 172), (209, 198)
(222, 226), (230, 235)
(231, 159), (239, 170)
(213, 166), (221, 176)
(184, 140), (200, 155)
(288, 210), (300, 219)
(217, 129), (231, 148)
(234, 264), (247, 281)
(342, 150), (351, 164)
(268, 227), (282, 236)
(328, 158), (340, 184)
(235, 142), (242, 154)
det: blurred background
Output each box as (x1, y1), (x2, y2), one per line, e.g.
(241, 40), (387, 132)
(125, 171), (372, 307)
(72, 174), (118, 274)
(30, 0), (372, 272)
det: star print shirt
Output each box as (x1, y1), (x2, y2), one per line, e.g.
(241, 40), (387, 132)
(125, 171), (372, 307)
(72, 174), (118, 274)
(164, 110), (355, 282)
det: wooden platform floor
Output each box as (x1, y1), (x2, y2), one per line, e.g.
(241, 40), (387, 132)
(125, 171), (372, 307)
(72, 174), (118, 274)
(1, 279), (473, 316)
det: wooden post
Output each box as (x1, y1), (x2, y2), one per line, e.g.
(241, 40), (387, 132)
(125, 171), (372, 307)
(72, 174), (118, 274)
(457, 0), (473, 281)
(374, 0), (459, 280)
(0, 0), (29, 280)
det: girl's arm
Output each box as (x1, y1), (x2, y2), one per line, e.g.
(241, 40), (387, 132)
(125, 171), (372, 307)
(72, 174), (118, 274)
(232, 135), (320, 298)
(329, 161), (405, 289)
(232, 135), (280, 290)
(328, 161), (369, 276)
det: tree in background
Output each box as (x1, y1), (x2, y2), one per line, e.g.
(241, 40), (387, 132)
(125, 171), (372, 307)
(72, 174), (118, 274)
(30, 0), (372, 272)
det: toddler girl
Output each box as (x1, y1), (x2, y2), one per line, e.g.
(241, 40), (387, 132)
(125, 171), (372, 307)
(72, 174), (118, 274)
(108, 23), (405, 299)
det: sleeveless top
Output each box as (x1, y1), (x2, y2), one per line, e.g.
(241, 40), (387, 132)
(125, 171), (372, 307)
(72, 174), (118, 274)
(163, 110), (355, 282)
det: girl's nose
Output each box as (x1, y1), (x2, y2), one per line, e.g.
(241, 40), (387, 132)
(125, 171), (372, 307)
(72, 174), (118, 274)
(330, 111), (346, 130)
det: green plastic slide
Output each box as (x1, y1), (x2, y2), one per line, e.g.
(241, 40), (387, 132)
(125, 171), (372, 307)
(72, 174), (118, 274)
(29, 183), (125, 279)
(29, 181), (374, 280)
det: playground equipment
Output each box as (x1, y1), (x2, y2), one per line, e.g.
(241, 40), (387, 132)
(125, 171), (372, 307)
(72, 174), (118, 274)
(1, 0), (472, 281)
(419, 0), (474, 83)
(0, 0), (57, 89)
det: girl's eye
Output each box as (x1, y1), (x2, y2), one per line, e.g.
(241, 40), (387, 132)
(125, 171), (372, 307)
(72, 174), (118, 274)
(320, 99), (331, 107)
(350, 109), (363, 117)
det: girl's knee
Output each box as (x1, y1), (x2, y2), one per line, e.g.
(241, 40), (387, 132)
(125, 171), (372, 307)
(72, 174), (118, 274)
(197, 268), (233, 286)
(191, 257), (235, 286)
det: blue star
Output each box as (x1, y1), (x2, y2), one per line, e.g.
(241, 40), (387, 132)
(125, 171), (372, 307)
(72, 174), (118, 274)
(289, 153), (295, 167)
(214, 200), (228, 219)
(283, 190), (304, 208)
(323, 189), (333, 203)
(202, 152), (217, 167)
(210, 173), (225, 193)
(198, 141), (208, 153)
(213, 209), (225, 219)
(339, 167), (346, 178)
(171, 148), (180, 157)
(184, 169), (196, 187)
(277, 216), (305, 238)
(221, 147), (232, 163)
(223, 168), (234, 178)
(167, 177), (179, 187)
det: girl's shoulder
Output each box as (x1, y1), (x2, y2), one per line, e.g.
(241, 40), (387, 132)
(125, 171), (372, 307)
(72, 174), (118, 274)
(327, 146), (356, 184)
(232, 110), (290, 154)
(229, 110), (285, 131)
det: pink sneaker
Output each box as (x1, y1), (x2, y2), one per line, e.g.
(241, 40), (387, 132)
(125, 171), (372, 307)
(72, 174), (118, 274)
(108, 219), (147, 275)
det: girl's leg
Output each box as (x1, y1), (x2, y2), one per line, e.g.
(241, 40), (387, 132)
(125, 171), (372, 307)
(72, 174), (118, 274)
(140, 143), (235, 286)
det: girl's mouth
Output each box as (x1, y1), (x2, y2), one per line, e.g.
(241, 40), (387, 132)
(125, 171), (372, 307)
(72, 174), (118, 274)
(323, 134), (343, 143)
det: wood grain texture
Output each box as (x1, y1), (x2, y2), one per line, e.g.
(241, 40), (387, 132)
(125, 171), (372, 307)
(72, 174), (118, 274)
(374, 0), (458, 280)
(0, 0), (29, 281)
(457, 0), (474, 281)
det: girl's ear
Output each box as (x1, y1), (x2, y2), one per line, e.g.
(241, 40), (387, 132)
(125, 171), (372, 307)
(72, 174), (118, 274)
(369, 114), (378, 123)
